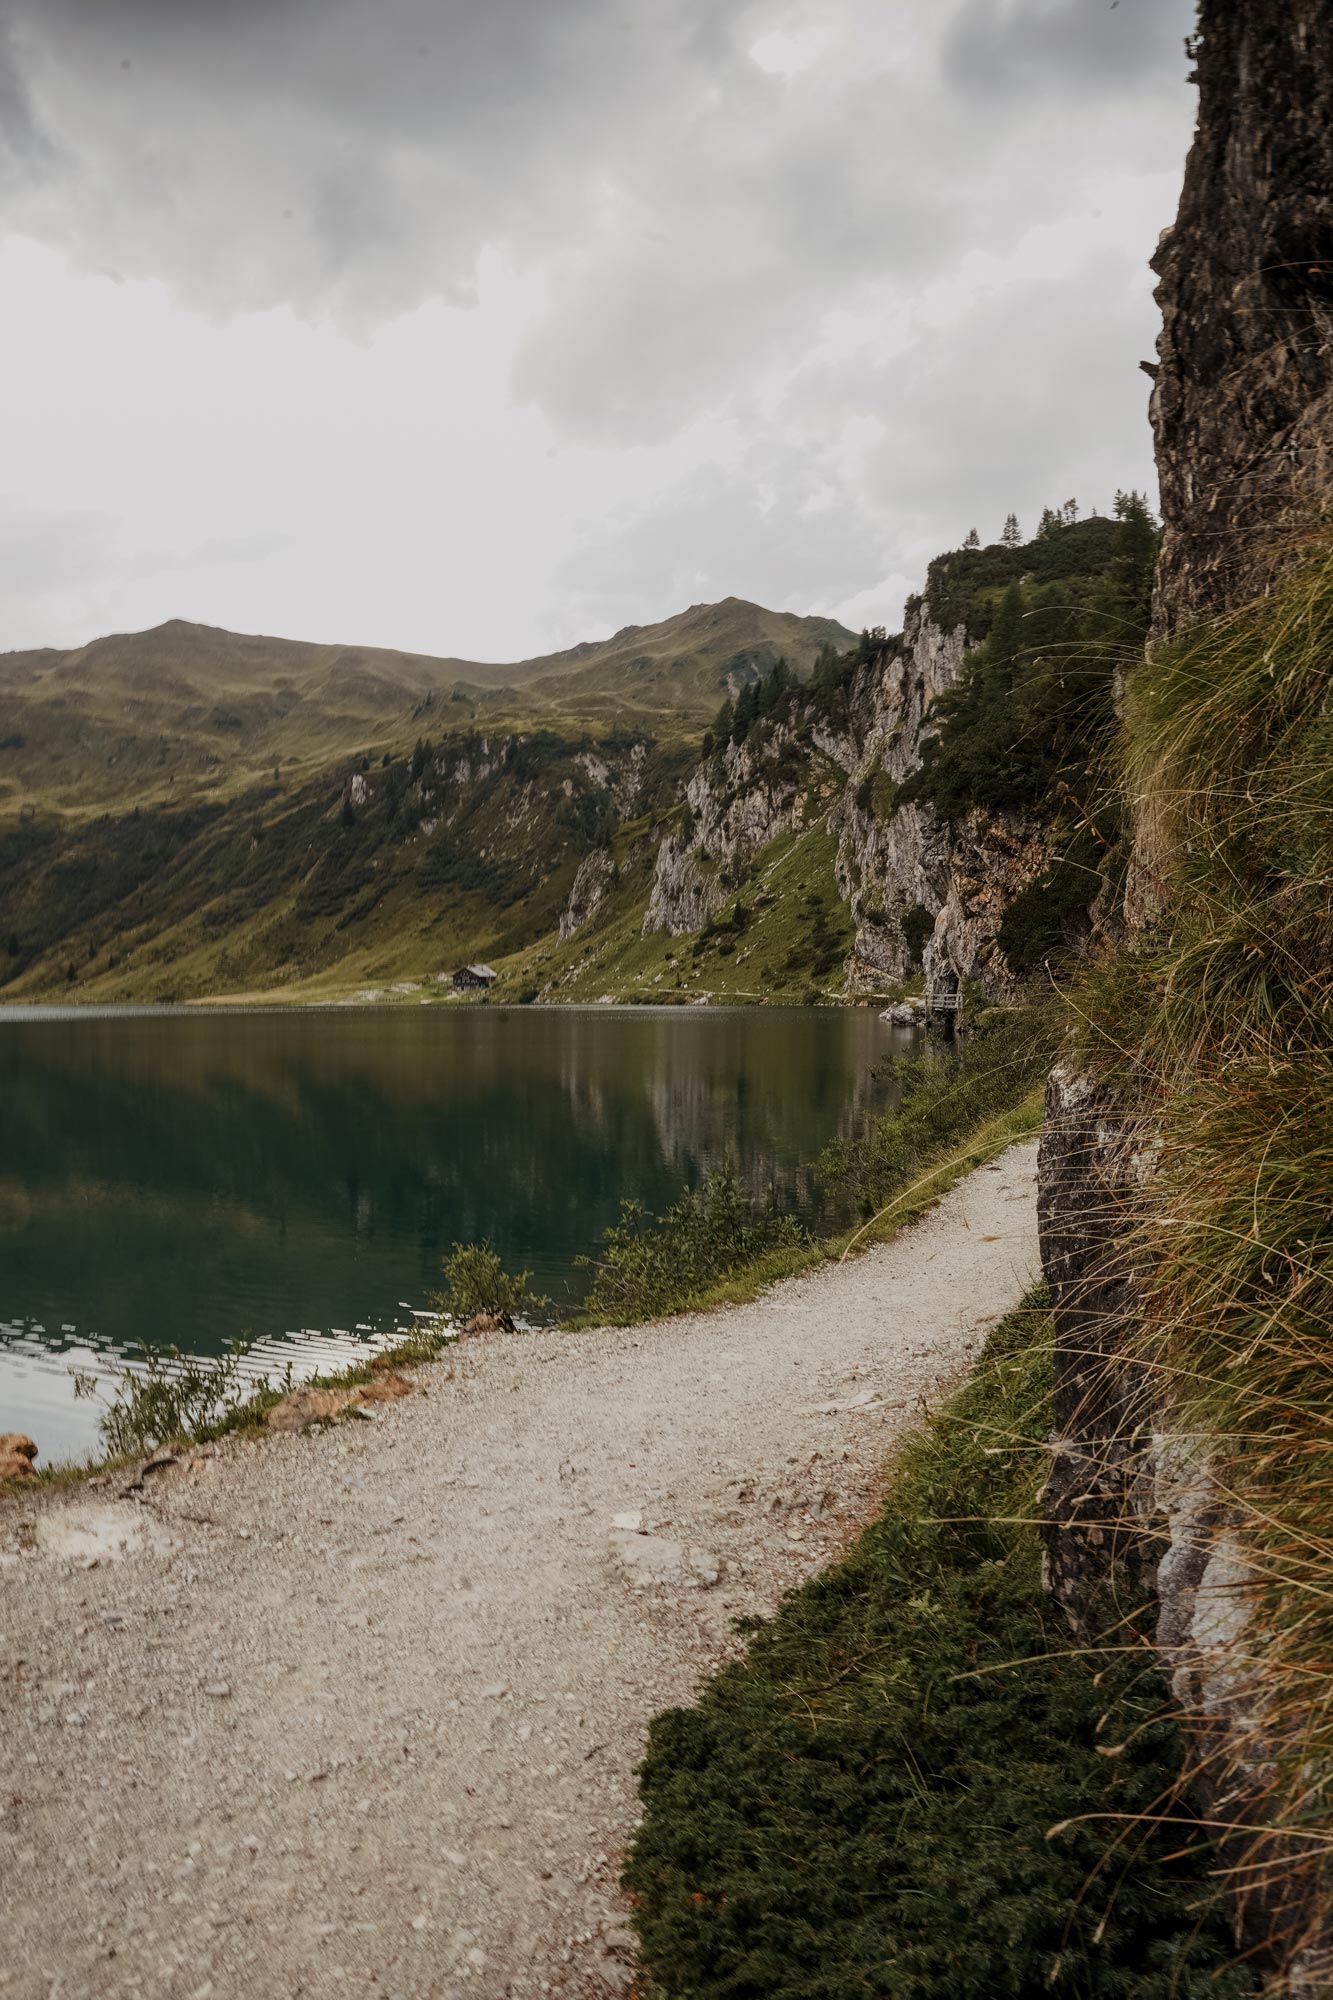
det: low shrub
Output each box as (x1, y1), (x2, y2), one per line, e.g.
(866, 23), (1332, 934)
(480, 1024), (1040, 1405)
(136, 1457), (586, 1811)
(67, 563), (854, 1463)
(436, 1241), (549, 1323)
(578, 1162), (805, 1324)
(72, 1340), (262, 1457)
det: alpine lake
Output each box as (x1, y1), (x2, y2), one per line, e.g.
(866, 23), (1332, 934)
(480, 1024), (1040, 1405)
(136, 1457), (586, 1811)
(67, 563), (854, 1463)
(0, 1003), (909, 1463)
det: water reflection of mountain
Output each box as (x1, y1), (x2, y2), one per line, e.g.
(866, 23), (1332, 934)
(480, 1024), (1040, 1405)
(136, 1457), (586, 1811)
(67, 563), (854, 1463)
(1, 1008), (893, 1363)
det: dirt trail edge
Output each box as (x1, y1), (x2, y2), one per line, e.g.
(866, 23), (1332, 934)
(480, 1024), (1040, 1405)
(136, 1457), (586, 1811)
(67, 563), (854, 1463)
(1, 1140), (1040, 2000)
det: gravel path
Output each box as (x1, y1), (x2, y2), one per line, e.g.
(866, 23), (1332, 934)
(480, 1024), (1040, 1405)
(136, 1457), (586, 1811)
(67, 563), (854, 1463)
(1, 1141), (1039, 2000)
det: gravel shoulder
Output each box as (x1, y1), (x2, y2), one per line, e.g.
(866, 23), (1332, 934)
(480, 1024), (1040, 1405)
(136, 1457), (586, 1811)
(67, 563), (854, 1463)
(1, 1140), (1040, 2000)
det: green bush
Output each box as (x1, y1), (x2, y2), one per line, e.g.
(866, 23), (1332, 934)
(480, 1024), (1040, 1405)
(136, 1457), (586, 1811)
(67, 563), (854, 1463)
(578, 1162), (804, 1324)
(73, 1340), (261, 1456)
(436, 1241), (548, 1323)
(625, 1295), (1255, 1999)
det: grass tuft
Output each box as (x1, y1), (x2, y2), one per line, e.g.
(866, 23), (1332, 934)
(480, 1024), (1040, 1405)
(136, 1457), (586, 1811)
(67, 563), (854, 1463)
(1072, 540), (1333, 1949)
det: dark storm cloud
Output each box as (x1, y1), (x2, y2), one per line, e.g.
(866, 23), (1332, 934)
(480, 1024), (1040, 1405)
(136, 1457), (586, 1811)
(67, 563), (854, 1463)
(942, 0), (1195, 97)
(1, 0), (1196, 444)
(2, 0), (767, 313)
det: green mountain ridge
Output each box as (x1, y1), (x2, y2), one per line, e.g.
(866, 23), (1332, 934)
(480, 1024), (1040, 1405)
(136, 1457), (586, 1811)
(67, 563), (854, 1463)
(0, 598), (855, 816)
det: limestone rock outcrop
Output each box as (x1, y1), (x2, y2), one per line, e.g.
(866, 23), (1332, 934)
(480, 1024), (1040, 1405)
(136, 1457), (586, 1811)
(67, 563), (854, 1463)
(642, 602), (1054, 1007)
(559, 850), (614, 942)
(643, 722), (833, 938)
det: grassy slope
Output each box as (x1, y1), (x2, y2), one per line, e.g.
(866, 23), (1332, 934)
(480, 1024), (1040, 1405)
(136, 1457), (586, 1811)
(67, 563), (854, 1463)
(0, 515), (1138, 1006)
(0, 597), (853, 1004)
(626, 1293), (1256, 2000)
(496, 813), (862, 1007)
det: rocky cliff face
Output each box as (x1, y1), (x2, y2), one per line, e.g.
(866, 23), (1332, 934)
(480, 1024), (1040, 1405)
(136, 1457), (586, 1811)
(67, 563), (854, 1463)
(832, 612), (1051, 1003)
(831, 616), (962, 990)
(643, 604), (1053, 1005)
(558, 849), (614, 942)
(1150, 1), (1333, 639)
(642, 720), (839, 938)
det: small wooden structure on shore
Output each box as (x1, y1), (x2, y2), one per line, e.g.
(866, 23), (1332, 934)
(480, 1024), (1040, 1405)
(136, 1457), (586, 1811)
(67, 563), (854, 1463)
(452, 963), (497, 992)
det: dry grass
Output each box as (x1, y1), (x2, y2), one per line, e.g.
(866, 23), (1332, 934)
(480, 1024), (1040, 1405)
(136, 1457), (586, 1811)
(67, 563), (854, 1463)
(1072, 541), (1333, 1976)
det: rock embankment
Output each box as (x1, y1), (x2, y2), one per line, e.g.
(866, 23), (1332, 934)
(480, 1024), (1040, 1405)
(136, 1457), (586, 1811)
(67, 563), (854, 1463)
(0, 1143), (1039, 2000)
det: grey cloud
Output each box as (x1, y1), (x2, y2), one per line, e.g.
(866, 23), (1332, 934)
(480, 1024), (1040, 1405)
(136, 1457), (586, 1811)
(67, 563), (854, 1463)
(2, 0), (1193, 449)
(0, 0), (1197, 656)
(0, 17), (55, 191)
(556, 442), (885, 631)
(942, 0), (1196, 96)
(0, 508), (113, 600)
(558, 232), (1164, 645)
(3, 0), (767, 316)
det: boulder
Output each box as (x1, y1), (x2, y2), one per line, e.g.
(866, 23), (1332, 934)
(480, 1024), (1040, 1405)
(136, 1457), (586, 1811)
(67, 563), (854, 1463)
(264, 1372), (417, 1432)
(264, 1387), (358, 1433)
(354, 1371), (413, 1405)
(460, 1311), (514, 1337)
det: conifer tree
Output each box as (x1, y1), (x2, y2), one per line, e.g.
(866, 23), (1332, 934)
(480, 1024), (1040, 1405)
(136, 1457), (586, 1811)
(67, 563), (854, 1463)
(1002, 512), (1022, 547)
(964, 527), (981, 549)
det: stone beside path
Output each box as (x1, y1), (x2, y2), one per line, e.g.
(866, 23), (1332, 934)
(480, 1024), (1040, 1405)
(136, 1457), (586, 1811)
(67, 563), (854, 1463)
(0, 1140), (1040, 2000)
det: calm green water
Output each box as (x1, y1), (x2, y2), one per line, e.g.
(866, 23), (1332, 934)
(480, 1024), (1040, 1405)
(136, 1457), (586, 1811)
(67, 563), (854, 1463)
(0, 1005), (902, 1461)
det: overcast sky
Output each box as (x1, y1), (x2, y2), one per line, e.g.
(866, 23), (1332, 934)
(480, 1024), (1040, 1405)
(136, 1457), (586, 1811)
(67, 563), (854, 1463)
(0, 0), (1197, 662)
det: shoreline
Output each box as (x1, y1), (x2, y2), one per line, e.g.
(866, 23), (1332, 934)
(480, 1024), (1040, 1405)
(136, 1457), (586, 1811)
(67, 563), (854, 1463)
(0, 990), (903, 1017)
(14, 1095), (1041, 1493)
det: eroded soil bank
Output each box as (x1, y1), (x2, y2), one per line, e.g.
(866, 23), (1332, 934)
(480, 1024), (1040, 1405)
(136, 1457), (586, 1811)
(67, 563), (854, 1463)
(1, 1142), (1039, 2000)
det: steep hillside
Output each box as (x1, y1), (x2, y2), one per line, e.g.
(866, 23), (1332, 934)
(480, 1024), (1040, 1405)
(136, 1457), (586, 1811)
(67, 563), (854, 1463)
(0, 515), (1150, 1005)
(531, 507), (1154, 1009)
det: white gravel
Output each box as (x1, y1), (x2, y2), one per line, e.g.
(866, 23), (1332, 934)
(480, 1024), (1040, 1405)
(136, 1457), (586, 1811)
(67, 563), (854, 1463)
(0, 1140), (1039, 2000)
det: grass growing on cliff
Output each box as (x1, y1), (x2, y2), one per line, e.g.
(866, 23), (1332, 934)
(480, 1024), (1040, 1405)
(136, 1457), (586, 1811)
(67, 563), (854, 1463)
(1073, 542), (1333, 1954)
(626, 1292), (1256, 1999)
